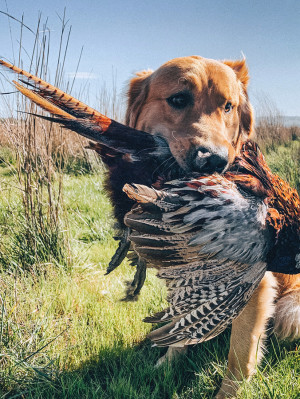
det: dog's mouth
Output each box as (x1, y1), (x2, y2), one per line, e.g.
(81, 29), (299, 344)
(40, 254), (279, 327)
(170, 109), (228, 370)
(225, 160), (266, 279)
(153, 134), (229, 177)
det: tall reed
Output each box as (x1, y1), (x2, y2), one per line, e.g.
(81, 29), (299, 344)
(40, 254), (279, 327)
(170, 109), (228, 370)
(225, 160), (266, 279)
(0, 12), (77, 270)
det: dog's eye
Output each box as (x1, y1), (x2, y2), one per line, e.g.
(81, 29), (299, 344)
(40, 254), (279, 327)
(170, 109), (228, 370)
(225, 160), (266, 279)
(224, 101), (233, 113)
(167, 92), (193, 110)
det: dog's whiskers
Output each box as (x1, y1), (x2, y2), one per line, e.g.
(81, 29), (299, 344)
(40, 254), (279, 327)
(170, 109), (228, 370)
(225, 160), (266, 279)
(134, 145), (172, 157)
(151, 155), (177, 180)
(171, 131), (178, 142)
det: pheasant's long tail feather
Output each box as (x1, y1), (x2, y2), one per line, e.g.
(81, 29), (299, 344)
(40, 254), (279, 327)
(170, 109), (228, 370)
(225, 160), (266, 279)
(13, 81), (76, 120)
(0, 60), (107, 120)
(0, 60), (157, 156)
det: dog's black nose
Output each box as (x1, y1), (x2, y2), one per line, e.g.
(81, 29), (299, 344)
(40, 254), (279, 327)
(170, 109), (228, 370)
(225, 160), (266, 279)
(193, 147), (228, 173)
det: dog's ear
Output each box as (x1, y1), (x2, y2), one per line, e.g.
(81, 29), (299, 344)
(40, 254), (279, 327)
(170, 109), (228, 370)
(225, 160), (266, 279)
(238, 94), (254, 139)
(126, 70), (153, 127)
(223, 59), (249, 89)
(223, 59), (254, 139)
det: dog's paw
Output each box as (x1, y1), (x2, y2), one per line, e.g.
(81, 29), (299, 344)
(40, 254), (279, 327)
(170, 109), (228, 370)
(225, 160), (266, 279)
(215, 377), (240, 398)
(154, 346), (188, 368)
(215, 392), (235, 399)
(154, 353), (168, 368)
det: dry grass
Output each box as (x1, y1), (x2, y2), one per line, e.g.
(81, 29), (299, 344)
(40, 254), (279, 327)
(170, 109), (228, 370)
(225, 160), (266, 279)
(254, 93), (300, 151)
(255, 122), (300, 153)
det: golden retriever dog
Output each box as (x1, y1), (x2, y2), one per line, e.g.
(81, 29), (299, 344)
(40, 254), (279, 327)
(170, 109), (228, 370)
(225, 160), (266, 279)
(125, 56), (300, 398)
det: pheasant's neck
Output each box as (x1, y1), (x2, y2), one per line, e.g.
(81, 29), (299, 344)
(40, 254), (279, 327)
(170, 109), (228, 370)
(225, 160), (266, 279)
(268, 173), (300, 232)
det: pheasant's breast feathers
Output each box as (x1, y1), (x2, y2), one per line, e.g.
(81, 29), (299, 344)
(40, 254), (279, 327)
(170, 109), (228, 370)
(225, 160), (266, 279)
(268, 175), (300, 232)
(226, 140), (300, 236)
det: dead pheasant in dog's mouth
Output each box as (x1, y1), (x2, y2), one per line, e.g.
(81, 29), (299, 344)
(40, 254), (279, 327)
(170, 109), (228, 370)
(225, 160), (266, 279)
(1, 60), (299, 345)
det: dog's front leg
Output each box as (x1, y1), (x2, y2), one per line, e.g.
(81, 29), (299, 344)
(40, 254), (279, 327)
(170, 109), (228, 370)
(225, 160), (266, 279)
(215, 272), (277, 398)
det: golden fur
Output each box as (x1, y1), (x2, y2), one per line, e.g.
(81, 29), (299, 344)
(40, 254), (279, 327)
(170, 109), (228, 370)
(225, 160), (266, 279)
(126, 56), (300, 398)
(126, 56), (253, 173)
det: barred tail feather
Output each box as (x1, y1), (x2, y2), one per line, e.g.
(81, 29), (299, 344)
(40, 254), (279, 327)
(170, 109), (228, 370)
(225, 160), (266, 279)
(13, 81), (76, 120)
(0, 59), (108, 123)
(0, 60), (158, 156)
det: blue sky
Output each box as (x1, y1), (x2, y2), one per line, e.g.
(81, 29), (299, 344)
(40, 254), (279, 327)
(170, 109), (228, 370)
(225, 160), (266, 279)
(0, 0), (299, 116)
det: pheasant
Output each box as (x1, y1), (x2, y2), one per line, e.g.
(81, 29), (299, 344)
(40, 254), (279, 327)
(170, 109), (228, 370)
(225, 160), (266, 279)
(1, 60), (299, 345)
(123, 141), (300, 345)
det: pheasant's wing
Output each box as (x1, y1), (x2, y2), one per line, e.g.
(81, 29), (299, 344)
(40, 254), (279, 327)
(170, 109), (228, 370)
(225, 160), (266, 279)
(123, 176), (271, 345)
(146, 260), (266, 346)
(124, 175), (273, 265)
(0, 60), (160, 158)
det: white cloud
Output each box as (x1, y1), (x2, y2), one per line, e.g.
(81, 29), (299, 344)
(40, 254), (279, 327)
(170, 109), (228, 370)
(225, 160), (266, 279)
(66, 72), (98, 80)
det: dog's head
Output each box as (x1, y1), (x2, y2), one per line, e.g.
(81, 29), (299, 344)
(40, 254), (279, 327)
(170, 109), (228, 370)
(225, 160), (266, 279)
(126, 56), (254, 173)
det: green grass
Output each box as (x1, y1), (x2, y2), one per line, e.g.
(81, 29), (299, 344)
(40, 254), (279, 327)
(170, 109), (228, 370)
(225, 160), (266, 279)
(0, 143), (300, 399)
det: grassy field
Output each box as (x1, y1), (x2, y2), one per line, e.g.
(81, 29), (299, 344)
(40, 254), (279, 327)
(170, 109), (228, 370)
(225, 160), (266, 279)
(0, 139), (299, 399)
